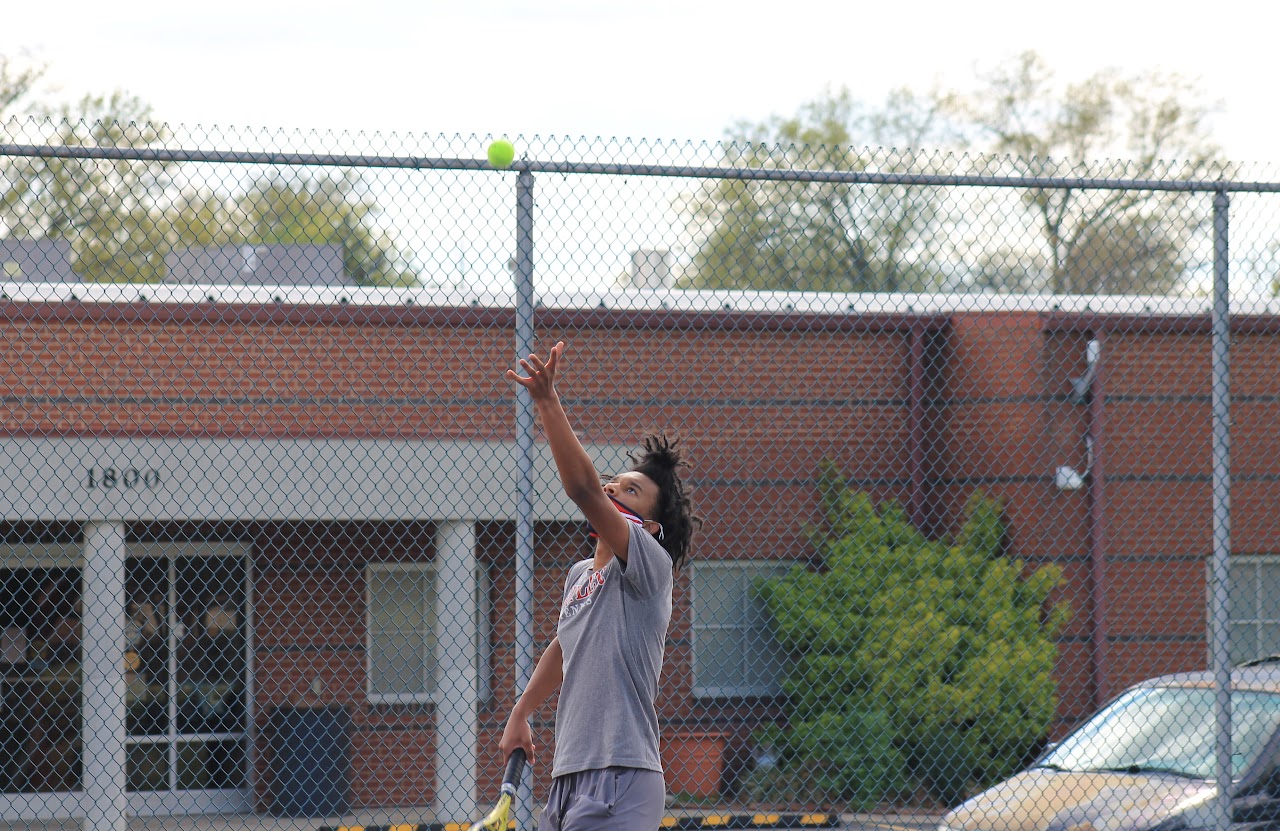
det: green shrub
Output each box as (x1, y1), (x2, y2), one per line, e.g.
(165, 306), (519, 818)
(750, 710), (907, 809)
(754, 462), (1069, 806)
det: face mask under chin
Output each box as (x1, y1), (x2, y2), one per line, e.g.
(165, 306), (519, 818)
(587, 495), (646, 538)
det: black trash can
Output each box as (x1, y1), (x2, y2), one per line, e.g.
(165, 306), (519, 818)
(269, 705), (351, 817)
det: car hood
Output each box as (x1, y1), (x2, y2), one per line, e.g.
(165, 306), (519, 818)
(941, 769), (1217, 831)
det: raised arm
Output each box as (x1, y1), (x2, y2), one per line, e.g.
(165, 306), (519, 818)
(505, 342), (634, 559)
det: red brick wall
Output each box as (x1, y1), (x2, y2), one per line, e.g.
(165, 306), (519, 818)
(2, 301), (1276, 805)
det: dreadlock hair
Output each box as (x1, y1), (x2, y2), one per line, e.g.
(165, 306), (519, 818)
(627, 429), (702, 572)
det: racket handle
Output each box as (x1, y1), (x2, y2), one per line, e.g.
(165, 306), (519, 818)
(503, 748), (527, 791)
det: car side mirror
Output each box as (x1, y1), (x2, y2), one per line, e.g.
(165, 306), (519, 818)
(1243, 766), (1280, 800)
(1265, 767), (1280, 798)
(1033, 741), (1059, 765)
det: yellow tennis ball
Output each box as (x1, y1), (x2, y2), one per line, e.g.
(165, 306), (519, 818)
(487, 139), (516, 169)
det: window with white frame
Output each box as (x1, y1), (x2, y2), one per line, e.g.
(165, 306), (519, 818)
(1229, 556), (1280, 666)
(691, 560), (794, 697)
(365, 563), (491, 703)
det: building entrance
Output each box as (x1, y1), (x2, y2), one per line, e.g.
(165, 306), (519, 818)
(125, 542), (250, 812)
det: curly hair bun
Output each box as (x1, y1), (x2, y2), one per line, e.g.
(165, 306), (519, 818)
(632, 431), (686, 473)
(629, 429), (701, 572)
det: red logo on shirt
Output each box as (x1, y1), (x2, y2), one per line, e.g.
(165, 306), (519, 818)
(559, 569), (605, 621)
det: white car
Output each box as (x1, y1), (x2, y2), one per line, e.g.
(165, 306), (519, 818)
(939, 659), (1280, 831)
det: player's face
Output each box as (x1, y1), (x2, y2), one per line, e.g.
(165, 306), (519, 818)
(603, 471), (660, 521)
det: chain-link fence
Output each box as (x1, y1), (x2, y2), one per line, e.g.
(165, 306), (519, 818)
(1, 123), (1279, 831)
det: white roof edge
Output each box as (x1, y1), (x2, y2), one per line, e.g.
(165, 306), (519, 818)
(1, 282), (1276, 317)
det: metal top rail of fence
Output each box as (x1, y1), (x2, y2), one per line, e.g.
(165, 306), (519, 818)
(5, 139), (1280, 192)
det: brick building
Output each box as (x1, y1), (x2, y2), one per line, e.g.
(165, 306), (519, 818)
(0, 283), (1275, 824)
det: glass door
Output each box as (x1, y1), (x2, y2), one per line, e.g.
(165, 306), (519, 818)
(125, 543), (249, 811)
(1, 559), (82, 794)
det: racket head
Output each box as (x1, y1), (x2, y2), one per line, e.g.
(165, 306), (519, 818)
(477, 792), (512, 831)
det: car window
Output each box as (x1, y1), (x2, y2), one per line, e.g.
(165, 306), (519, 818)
(1041, 688), (1280, 779)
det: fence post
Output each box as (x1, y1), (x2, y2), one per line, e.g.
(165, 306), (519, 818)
(513, 166), (537, 831)
(1209, 188), (1232, 831)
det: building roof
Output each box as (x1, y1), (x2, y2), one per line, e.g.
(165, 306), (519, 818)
(0, 239), (76, 282)
(0, 281), (1274, 318)
(164, 244), (351, 286)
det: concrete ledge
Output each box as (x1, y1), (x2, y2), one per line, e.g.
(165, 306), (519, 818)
(659, 814), (841, 829)
(318, 812), (842, 831)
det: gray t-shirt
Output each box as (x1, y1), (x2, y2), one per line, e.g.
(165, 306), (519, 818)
(551, 522), (673, 778)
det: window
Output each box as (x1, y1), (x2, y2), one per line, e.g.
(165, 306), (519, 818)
(691, 561), (793, 698)
(1229, 556), (1280, 666)
(1, 544), (83, 794)
(365, 564), (491, 704)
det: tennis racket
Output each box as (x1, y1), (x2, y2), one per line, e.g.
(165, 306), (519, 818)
(475, 748), (526, 831)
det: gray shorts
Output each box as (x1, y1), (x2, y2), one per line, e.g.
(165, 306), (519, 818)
(540, 767), (665, 831)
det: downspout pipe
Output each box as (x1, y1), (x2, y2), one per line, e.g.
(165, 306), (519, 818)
(908, 321), (927, 531)
(1086, 337), (1108, 710)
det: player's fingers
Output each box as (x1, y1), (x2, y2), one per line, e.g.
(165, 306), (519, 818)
(512, 740), (534, 766)
(520, 359), (551, 384)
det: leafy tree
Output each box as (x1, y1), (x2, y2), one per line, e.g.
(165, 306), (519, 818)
(0, 52), (415, 285)
(1233, 240), (1280, 299)
(750, 709), (907, 809)
(236, 172), (415, 286)
(687, 54), (1226, 296)
(1066, 211), (1186, 295)
(159, 172), (418, 286)
(0, 53), (45, 114)
(755, 463), (1069, 806)
(0, 78), (174, 282)
(972, 211), (1184, 295)
(679, 87), (958, 292)
(950, 51), (1224, 294)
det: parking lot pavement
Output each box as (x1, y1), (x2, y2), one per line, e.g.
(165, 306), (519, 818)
(650, 808), (943, 830)
(843, 811), (942, 831)
(10, 805), (944, 831)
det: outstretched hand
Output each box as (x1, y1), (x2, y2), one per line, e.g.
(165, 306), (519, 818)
(505, 341), (565, 400)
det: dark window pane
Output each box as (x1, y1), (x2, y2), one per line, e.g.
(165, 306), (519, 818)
(127, 742), (169, 792)
(2, 566), (83, 792)
(177, 740), (245, 790)
(126, 557), (170, 737)
(175, 557), (246, 735)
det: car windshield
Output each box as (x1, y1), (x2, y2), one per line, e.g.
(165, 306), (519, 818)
(1041, 687), (1280, 780)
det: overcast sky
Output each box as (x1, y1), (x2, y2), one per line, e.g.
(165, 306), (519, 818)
(2, 0), (1278, 167)
(3, 0), (1277, 298)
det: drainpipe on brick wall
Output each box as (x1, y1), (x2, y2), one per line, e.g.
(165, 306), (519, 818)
(1087, 337), (1109, 710)
(908, 321), (927, 531)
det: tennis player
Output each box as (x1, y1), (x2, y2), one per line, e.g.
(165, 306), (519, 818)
(500, 341), (700, 831)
